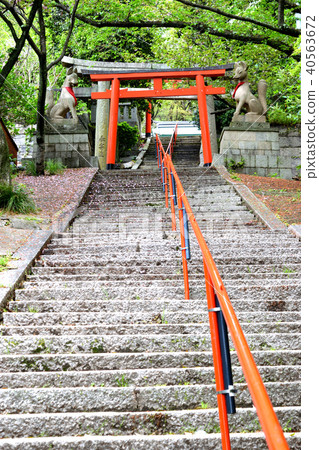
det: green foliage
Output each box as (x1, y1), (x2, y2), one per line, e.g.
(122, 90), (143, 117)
(45, 159), (66, 175)
(9, 156), (18, 177)
(224, 157), (245, 172)
(0, 183), (36, 214)
(24, 160), (37, 176)
(215, 98), (234, 133)
(117, 122), (139, 157)
(0, 72), (37, 135)
(267, 104), (300, 126)
(0, 254), (12, 272)
(156, 99), (195, 122)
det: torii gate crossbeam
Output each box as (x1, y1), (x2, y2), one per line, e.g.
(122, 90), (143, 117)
(91, 67), (228, 169)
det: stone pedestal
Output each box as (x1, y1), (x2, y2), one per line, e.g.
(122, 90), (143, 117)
(218, 121), (296, 179)
(31, 119), (93, 168)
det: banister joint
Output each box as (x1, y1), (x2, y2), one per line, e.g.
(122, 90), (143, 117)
(216, 385), (237, 397)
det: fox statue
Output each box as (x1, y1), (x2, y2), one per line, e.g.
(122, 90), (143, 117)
(232, 61), (267, 121)
(46, 67), (79, 123)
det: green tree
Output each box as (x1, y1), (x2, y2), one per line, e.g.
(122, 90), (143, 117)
(0, 0), (80, 174)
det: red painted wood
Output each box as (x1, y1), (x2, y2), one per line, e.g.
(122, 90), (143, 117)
(92, 86), (225, 100)
(90, 69), (225, 81)
(107, 77), (120, 166)
(196, 74), (212, 165)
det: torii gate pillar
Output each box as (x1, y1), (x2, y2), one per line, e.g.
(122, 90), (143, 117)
(196, 74), (212, 167)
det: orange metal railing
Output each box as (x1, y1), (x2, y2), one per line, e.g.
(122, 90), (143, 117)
(155, 129), (289, 450)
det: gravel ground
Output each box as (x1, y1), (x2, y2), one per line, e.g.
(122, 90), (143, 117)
(11, 168), (97, 227)
(235, 173), (301, 226)
(0, 168), (96, 255)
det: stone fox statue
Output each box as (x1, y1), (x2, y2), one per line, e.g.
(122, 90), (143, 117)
(46, 67), (79, 122)
(232, 61), (267, 121)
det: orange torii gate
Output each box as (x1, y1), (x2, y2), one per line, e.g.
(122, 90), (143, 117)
(90, 65), (233, 169)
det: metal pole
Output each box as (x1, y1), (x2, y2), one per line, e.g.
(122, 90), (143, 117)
(215, 294), (236, 414)
(182, 204), (191, 260)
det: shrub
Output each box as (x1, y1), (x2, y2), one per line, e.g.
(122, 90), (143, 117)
(45, 159), (66, 175)
(267, 105), (300, 126)
(0, 183), (36, 213)
(117, 122), (139, 158)
(24, 160), (37, 176)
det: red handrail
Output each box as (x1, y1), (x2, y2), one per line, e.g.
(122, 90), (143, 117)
(156, 130), (289, 450)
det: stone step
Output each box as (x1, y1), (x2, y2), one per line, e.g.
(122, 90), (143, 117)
(31, 264), (301, 277)
(0, 381), (300, 415)
(0, 350), (301, 373)
(0, 431), (302, 449)
(24, 272), (300, 283)
(39, 255), (298, 266)
(14, 285), (301, 301)
(50, 231), (298, 242)
(41, 242), (300, 255)
(11, 296), (302, 314)
(0, 333), (301, 355)
(2, 312), (301, 334)
(45, 239), (300, 252)
(35, 258), (300, 271)
(7, 300), (301, 319)
(0, 365), (301, 389)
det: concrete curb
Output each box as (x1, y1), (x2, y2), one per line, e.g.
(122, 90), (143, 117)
(0, 230), (52, 310)
(132, 138), (151, 170)
(288, 224), (301, 240)
(0, 168), (99, 311)
(214, 165), (287, 232)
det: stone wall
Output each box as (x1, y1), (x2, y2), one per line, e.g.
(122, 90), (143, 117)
(217, 124), (301, 179)
(30, 120), (94, 168)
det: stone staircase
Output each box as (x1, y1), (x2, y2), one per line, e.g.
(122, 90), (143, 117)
(142, 136), (201, 168)
(0, 157), (301, 447)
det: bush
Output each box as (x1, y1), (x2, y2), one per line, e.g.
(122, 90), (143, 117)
(267, 105), (300, 126)
(24, 160), (37, 176)
(117, 122), (139, 158)
(0, 183), (36, 213)
(45, 159), (66, 175)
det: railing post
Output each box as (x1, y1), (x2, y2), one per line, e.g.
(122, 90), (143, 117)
(182, 204), (191, 260)
(171, 171), (177, 206)
(203, 260), (231, 450)
(155, 136), (159, 167)
(163, 159), (169, 209)
(176, 185), (190, 300)
(214, 294), (236, 414)
(167, 160), (177, 231)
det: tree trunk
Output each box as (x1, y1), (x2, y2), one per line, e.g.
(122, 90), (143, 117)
(0, 126), (11, 185)
(35, 6), (47, 175)
(36, 54), (47, 175)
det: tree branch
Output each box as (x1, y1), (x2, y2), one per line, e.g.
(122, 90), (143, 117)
(174, 0), (300, 37)
(47, 0), (80, 70)
(0, 0), (42, 89)
(284, 1), (301, 14)
(0, 0), (41, 56)
(53, 1), (299, 60)
(0, 9), (18, 41)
